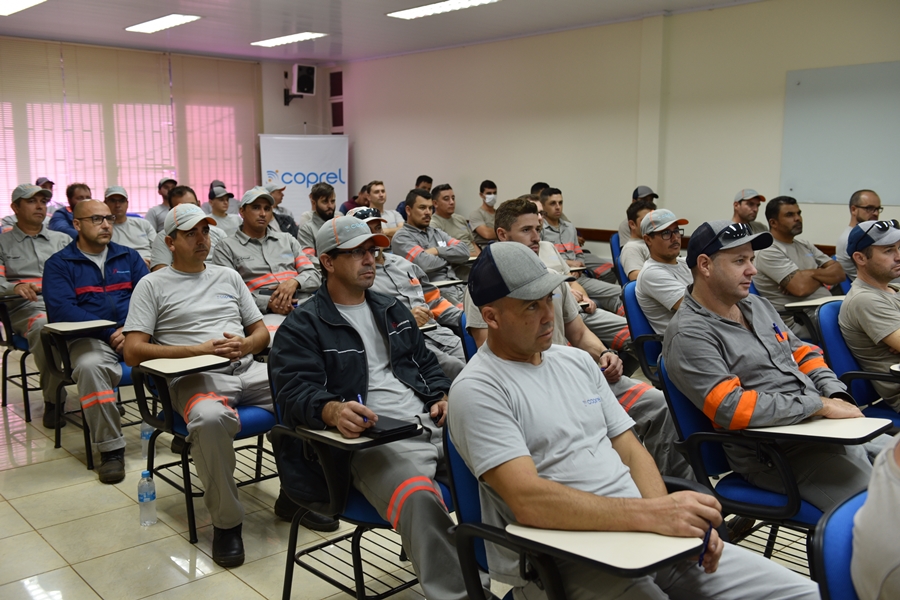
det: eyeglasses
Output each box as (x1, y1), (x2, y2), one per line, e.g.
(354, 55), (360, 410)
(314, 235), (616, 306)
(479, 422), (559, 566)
(862, 220), (900, 235)
(335, 246), (382, 260)
(856, 205), (884, 214)
(350, 207), (382, 220)
(651, 228), (684, 240)
(75, 215), (116, 225)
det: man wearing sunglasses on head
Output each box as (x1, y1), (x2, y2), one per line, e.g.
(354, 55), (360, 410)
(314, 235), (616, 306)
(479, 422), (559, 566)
(635, 209), (692, 334)
(835, 190), (883, 281)
(43, 200), (149, 483)
(664, 220), (875, 512)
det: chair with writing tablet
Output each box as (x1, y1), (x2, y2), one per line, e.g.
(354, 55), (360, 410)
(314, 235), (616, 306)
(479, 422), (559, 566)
(0, 295), (41, 422)
(621, 281), (662, 387)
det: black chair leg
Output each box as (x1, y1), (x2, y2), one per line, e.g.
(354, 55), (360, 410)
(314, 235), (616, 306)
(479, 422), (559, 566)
(180, 439), (198, 543)
(19, 351), (30, 422)
(282, 507), (304, 600)
(351, 526), (367, 600)
(254, 435), (264, 478)
(54, 383), (64, 449)
(1, 347), (11, 408)
(82, 414), (93, 471)
(763, 524), (780, 558)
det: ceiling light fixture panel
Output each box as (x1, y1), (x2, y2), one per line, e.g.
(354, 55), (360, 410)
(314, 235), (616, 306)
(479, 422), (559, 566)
(126, 14), (201, 34)
(387, 0), (502, 21)
(0, 0), (47, 17)
(251, 32), (328, 47)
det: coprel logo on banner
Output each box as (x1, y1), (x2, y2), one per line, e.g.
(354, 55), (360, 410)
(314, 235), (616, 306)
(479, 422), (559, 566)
(259, 134), (349, 218)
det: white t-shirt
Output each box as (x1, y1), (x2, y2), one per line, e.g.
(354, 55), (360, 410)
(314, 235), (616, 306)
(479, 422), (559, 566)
(80, 246), (108, 273)
(635, 257), (692, 335)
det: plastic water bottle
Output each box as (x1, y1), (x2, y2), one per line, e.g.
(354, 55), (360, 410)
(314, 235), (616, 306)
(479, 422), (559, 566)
(140, 422), (154, 459)
(138, 470), (157, 526)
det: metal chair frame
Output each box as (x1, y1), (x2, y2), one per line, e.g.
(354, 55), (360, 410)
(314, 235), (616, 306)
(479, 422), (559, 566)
(0, 298), (41, 422)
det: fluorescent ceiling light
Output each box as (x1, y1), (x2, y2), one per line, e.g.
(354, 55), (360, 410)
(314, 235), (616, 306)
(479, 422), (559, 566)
(251, 32), (327, 47)
(0, 0), (46, 17)
(126, 14), (201, 34)
(387, 0), (501, 20)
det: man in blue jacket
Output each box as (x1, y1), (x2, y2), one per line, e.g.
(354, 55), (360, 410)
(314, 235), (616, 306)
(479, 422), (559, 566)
(44, 200), (149, 483)
(48, 183), (92, 239)
(270, 216), (477, 600)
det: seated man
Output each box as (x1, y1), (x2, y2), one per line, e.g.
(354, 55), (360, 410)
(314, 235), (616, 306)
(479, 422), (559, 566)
(616, 185), (658, 248)
(207, 186), (242, 237)
(391, 191), (469, 304)
(618, 198), (656, 281)
(466, 200), (692, 480)
(753, 196), (845, 338)
(365, 180), (404, 238)
(338, 184), (369, 215)
(429, 184), (479, 279)
(149, 186), (227, 271)
(635, 209), (692, 334)
(664, 220), (872, 511)
(44, 200), (149, 483)
(124, 203), (274, 567)
(266, 183), (299, 238)
(145, 177), (177, 233)
(836, 189), (882, 281)
(395, 176), (434, 219)
(732, 189), (768, 235)
(467, 179), (498, 248)
(49, 183), (92, 239)
(851, 434), (900, 600)
(269, 216), (476, 600)
(212, 186), (320, 345)
(838, 220), (900, 412)
(296, 182), (336, 257)
(1, 184), (71, 427)
(105, 186), (156, 266)
(348, 207), (466, 379)
(450, 241), (818, 600)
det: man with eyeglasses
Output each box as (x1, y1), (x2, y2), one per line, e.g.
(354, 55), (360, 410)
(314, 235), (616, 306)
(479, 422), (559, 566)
(104, 186), (156, 266)
(636, 209), (692, 334)
(43, 200), (149, 483)
(840, 220), (900, 413)
(270, 216), (478, 600)
(664, 220), (874, 512)
(753, 196), (846, 339)
(731, 189), (768, 235)
(836, 190), (883, 281)
(124, 203), (272, 567)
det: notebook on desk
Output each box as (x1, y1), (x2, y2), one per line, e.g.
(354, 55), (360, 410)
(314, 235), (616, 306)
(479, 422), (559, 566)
(363, 415), (419, 439)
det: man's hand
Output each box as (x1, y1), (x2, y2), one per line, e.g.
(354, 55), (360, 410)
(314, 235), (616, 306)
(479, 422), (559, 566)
(14, 282), (39, 302)
(199, 332), (246, 361)
(411, 305), (432, 327)
(566, 259), (585, 268)
(693, 527), (723, 574)
(267, 280), (299, 315)
(109, 327), (126, 355)
(644, 491), (723, 539)
(599, 352), (623, 383)
(814, 396), (864, 419)
(323, 400), (377, 438)
(581, 298), (597, 314)
(430, 395), (449, 426)
(424, 247), (440, 256)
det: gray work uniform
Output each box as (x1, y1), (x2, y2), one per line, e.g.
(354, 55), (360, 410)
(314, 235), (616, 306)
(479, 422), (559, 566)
(212, 228), (320, 344)
(635, 257), (693, 335)
(430, 213), (477, 279)
(297, 212), (326, 256)
(144, 204), (169, 233)
(0, 225), (71, 404)
(543, 220), (620, 295)
(664, 291), (872, 511)
(467, 205), (495, 247)
(124, 265), (271, 529)
(371, 253), (465, 379)
(391, 223), (469, 304)
(619, 238), (650, 280)
(149, 224), (227, 270)
(111, 217), (156, 261)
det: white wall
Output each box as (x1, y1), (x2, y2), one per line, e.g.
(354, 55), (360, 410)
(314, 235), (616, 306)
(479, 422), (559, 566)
(338, 0), (900, 246)
(260, 61), (329, 137)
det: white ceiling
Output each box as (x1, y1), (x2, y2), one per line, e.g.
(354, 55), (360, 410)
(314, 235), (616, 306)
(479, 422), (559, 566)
(0, 0), (760, 64)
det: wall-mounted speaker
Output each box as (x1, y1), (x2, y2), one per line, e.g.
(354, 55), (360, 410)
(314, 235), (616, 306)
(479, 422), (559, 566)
(291, 64), (316, 96)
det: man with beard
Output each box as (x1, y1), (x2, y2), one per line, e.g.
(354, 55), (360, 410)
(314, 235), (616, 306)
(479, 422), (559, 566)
(753, 196), (845, 338)
(731, 189), (768, 235)
(635, 209), (692, 335)
(836, 190), (883, 281)
(297, 182), (336, 257)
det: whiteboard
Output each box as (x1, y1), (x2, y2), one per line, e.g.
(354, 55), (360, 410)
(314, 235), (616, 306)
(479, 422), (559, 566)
(780, 61), (900, 205)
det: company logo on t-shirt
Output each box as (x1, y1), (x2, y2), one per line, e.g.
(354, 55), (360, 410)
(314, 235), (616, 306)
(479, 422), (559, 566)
(216, 294), (235, 301)
(582, 397), (602, 406)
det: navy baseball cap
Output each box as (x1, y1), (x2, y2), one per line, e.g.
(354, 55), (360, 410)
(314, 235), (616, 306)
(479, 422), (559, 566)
(468, 242), (573, 307)
(632, 185), (658, 200)
(847, 220), (900, 256)
(687, 220), (773, 268)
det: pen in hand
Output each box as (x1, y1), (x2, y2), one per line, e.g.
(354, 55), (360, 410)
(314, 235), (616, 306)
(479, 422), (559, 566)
(697, 521), (712, 568)
(358, 394), (368, 424)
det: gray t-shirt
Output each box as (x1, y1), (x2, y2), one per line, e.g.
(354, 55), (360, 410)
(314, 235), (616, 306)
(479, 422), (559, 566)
(431, 213), (477, 254)
(448, 343), (637, 585)
(111, 217), (156, 260)
(619, 238), (650, 280)
(839, 279), (900, 410)
(334, 301), (423, 421)
(851, 435), (900, 600)
(635, 257), (692, 334)
(616, 218), (631, 248)
(145, 204), (169, 233)
(124, 264), (262, 346)
(467, 206), (495, 247)
(211, 214), (242, 238)
(79, 246), (108, 273)
(836, 225), (856, 281)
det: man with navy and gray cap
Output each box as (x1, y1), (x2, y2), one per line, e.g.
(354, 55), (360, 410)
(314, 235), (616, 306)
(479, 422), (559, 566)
(450, 241), (820, 600)
(731, 189), (768, 235)
(664, 220), (876, 513)
(104, 186), (156, 264)
(616, 185), (659, 248)
(840, 220), (900, 412)
(270, 216), (478, 600)
(635, 208), (692, 334)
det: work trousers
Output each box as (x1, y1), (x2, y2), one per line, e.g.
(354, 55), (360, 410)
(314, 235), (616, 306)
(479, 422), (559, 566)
(581, 310), (631, 354)
(262, 313), (285, 347)
(577, 277), (624, 314)
(169, 356), (272, 529)
(424, 325), (466, 381)
(581, 253), (619, 285)
(68, 337), (124, 452)
(9, 300), (63, 405)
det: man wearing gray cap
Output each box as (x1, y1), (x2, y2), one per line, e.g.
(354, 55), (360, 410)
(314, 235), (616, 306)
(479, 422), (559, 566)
(731, 189), (768, 235)
(206, 186), (241, 237)
(149, 186), (227, 271)
(212, 186), (320, 346)
(145, 177), (177, 233)
(450, 241), (819, 600)
(124, 202), (272, 567)
(104, 186), (156, 265)
(0, 184), (71, 426)
(635, 208), (692, 334)
(616, 185), (659, 249)
(270, 216), (476, 600)
(665, 220), (873, 512)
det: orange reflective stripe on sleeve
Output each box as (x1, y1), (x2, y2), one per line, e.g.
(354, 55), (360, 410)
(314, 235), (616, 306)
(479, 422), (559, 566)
(430, 299), (455, 318)
(406, 246), (425, 262)
(798, 357), (828, 374)
(703, 377), (741, 422)
(423, 288), (440, 303)
(302, 247), (315, 256)
(792, 345), (812, 364)
(729, 390), (759, 430)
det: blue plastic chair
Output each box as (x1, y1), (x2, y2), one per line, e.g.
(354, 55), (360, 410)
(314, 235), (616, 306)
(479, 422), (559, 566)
(610, 233), (627, 285)
(748, 280), (759, 296)
(0, 317), (41, 423)
(816, 301), (900, 427)
(621, 281), (662, 386)
(813, 491), (867, 600)
(459, 312), (479, 361)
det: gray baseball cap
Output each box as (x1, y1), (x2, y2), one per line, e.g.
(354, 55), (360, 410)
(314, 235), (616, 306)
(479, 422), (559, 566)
(468, 241), (574, 307)
(212, 186), (235, 199)
(164, 203), (217, 236)
(265, 182), (286, 194)
(316, 216), (390, 255)
(641, 209), (689, 236)
(12, 184), (52, 203)
(104, 186), (128, 200)
(158, 177), (176, 189)
(240, 186), (273, 207)
(734, 189), (766, 203)
(633, 185), (658, 200)
(35, 177), (54, 187)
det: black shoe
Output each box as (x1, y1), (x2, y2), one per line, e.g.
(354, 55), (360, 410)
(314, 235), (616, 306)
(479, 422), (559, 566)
(170, 436), (186, 455)
(212, 524), (245, 568)
(42, 402), (66, 429)
(725, 515), (756, 542)
(117, 402), (125, 417)
(97, 449), (126, 484)
(274, 491), (339, 532)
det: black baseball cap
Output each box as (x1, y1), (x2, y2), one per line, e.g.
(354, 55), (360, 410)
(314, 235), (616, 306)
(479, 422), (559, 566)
(686, 220), (773, 268)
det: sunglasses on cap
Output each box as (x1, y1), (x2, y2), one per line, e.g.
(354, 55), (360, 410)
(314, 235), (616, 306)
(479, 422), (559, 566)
(862, 220), (900, 235)
(350, 207), (382, 220)
(697, 222), (752, 255)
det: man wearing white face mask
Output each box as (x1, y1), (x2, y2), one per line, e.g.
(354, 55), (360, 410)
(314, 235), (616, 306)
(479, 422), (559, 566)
(468, 179), (498, 247)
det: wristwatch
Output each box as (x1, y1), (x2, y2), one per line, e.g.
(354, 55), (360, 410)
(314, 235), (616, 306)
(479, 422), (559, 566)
(599, 349), (618, 358)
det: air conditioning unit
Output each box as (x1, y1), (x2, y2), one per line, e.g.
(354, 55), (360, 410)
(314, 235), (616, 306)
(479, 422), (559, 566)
(291, 64), (316, 96)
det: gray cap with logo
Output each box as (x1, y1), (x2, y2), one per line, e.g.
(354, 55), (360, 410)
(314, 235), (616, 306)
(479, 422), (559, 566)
(316, 216), (390, 255)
